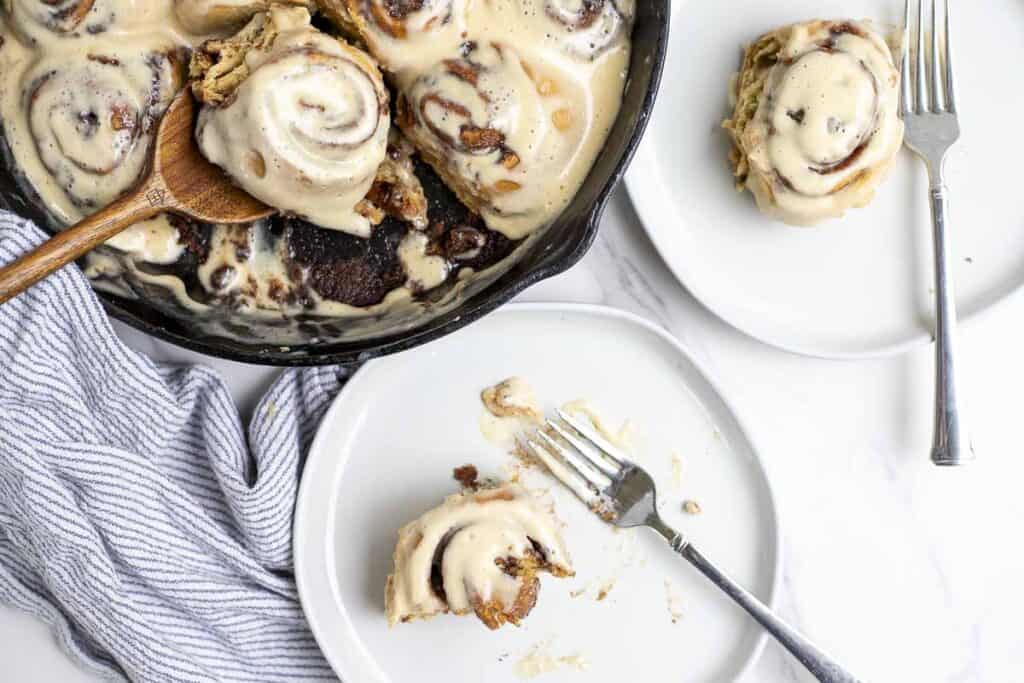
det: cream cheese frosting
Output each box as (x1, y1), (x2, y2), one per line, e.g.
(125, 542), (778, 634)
(522, 0), (632, 61)
(194, 7), (390, 237)
(0, 1), (201, 262)
(0, 0), (634, 325)
(336, 0), (632, 239)
(396, 231), (449, 291)
(385, 483), (573, 628)
(725, 20), (904, 226)
(3, 0), (183, 43)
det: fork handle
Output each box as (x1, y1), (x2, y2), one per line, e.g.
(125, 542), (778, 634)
(928, 182), (973, 466)
(652, 521), (862, 682)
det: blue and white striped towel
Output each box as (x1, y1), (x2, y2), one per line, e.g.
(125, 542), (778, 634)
(0, 213), (348, 682)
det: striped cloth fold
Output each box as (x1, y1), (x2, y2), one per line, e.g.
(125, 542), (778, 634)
(0, 213), (347, 682)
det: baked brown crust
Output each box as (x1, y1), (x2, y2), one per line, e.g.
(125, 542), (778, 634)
(722, 27), (785, 190)
(189, 11), (280, 107)
(175, 0), (315, 35)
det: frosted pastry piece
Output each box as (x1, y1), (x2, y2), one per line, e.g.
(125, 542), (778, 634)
(723, 20), (904, 226)
(192, 6), (390, 236)
(385, 483), (573, 629)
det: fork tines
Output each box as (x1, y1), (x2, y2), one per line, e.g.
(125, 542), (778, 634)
(526, 410), (627, 516)
(902, 0), (956, 115)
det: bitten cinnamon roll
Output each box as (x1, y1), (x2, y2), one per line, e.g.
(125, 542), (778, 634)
(723, 20), (904, 226)
(386, 481), (573, 629)
(173, 0), (314, 35)
(12, 46), (181, 222)
(317, 0), (469, 71)
(192, 6), (389, 236)
(395, 42), (591, 239)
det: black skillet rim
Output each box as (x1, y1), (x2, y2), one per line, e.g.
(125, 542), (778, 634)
(95, 6), (671, 367)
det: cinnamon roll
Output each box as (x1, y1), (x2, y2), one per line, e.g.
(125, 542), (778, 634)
(192, 6), (390, 236)
(318, 0), (469, 71)
(12, 46), (181, 222)
(385, 482), (573, 629)
(0, 0), (633, 322)
(358, 130), (429, 230)
(531, 0), (633, 60)
(723, 20), (904, 226)
(173, 0), (314, 35)
(395, 42), (592, 239)
(3, 0), (108, 41)
(1, 0), (176, 43)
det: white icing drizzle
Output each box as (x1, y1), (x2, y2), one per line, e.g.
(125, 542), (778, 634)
(397, 230), (449, 290)
(4, 0), (181, 44)
(107, 214), (187, 263)
(385, 484), (572, 626)
(195, 222), (296, 302)
(740, 20), (904, 226)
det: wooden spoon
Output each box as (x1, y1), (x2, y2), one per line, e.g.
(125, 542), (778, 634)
(0, 90), (273, 305)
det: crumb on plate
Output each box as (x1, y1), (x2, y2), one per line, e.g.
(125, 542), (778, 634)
(682, 499), (702, 515)
(481, 377), (542, 420)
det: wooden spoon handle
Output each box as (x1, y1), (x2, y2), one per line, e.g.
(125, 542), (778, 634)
(0, 183), (164, 305)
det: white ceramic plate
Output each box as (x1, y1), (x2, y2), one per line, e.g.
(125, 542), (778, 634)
(295, 304), (780, 683)
(625, 0), (1024, 358)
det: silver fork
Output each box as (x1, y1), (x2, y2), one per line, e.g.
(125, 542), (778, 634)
(901, 0), (973, 466)
(529, 410), (862, 683)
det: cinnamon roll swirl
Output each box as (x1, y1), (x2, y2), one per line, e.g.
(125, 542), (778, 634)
(1, 0), (175, 43)
(3, 0), (108, 41)
(533, 0), (633, 60)
(318, 0), (469, 71)
(386, 482), (573, 629)
(14, 47), (181, 221)
(723, 20), (904, 226)
(396, 42), (590, 239)
(192, 6), (389, 236)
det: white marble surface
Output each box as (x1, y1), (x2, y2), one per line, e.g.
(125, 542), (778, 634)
(4, 188), (1023, 682)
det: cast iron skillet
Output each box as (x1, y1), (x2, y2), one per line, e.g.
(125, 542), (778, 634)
(0, 3), (669, 366)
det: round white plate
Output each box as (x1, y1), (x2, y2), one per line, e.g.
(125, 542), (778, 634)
(625, 0), (1024, 358)
(295, 303), (780, 683)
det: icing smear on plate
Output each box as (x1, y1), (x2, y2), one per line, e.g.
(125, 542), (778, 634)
(514, 640), (588, 679)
